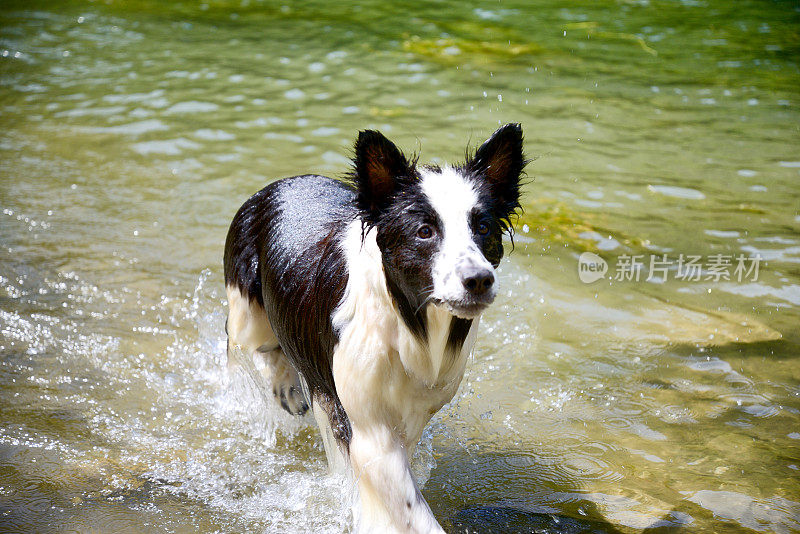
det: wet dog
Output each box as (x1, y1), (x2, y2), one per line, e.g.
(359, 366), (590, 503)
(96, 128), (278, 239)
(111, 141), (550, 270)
(224, 124), (525, 533)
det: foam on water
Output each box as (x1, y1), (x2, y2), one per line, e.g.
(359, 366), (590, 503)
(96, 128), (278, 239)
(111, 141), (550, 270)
(0, 267), (358, 531)
(142, 273), (357, 531)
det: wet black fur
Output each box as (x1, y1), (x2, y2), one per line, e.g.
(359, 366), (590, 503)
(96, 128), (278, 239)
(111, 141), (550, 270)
(224, 175), (356, 444)
(223, 125), (525, 448)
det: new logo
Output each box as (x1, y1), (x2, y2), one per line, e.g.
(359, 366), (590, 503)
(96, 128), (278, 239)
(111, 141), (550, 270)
(578, 252), (607, 283)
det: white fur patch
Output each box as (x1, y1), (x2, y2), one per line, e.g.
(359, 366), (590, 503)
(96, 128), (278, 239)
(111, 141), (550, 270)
(419, 166), (496, 313)
(226, 284), (277, 355)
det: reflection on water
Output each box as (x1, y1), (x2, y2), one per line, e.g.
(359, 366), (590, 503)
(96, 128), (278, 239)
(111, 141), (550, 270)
(1, 0), (798, 532)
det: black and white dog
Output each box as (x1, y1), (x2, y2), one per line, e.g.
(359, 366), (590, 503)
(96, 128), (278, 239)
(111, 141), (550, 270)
(223, 124), (525, 533)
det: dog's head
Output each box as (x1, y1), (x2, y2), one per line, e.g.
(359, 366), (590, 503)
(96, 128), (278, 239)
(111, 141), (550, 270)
(352, 124), (525, 324)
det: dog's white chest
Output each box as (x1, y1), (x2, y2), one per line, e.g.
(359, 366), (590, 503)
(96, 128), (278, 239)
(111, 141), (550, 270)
(334, 305), (477, 449)
(390, 340), (473, 447)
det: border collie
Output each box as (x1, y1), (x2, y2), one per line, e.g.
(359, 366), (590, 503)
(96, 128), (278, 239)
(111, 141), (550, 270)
(224, 124), (525, 533)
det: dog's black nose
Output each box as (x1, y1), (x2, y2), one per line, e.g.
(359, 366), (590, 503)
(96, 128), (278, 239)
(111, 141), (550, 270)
(462, 268), (495, 295)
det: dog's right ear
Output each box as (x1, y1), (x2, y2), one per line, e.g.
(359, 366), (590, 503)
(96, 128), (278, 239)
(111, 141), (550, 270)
(353, 130), (413, 219)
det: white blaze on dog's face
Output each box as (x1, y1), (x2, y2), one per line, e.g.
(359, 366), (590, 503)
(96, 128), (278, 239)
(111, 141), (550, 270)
(353, 123), (525, 326)
(419, 166), (497, 319)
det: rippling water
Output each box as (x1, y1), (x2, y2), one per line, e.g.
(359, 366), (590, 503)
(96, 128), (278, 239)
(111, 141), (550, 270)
(1, 1), (799, 532)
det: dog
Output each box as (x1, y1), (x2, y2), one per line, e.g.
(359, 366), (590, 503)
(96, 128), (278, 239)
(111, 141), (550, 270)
(223, 123), (525, 533)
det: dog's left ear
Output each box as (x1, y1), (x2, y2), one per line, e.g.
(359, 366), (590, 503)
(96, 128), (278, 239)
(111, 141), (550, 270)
(353, 130), (413, 220)
(466, 123), (525, 219)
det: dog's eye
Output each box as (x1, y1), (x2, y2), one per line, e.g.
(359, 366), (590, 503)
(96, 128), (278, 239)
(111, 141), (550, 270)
(476, 222), (490, 235)
(417, 225), (433, 239)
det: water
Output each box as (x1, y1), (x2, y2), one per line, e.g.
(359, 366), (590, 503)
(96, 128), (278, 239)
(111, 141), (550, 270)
(1, 0), (799, 532)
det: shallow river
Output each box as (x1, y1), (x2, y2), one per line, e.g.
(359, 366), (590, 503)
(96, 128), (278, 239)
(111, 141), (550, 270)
(1, 1), (799, 532)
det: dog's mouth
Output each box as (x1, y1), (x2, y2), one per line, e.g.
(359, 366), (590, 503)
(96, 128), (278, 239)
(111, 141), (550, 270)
(432, 298), (492, 320)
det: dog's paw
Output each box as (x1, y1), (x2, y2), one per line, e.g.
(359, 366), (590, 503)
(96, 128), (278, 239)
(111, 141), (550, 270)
(274, 384), (309, 415)
(254, 346), (309, 416)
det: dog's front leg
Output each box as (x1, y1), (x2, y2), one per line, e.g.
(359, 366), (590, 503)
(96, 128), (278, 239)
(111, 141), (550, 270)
(349, 424), (444, 534)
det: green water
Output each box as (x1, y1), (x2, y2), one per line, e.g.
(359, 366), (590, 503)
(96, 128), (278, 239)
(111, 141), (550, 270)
(1, 0), (799, 532)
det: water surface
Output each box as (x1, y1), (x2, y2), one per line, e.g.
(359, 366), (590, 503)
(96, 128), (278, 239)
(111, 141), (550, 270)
(1, 1), (799, 532)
